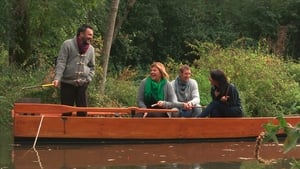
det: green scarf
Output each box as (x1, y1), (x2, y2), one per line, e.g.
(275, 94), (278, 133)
(144, 77), (166, 105)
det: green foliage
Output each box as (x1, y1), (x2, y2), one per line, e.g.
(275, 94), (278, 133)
(290, 159), (300, 169)
(0, 62), (139, 109)
(283, 125), (300, 153)
(91, 65), (140, 107)
(0, 65), (53, 128)
(0, 65), (57, 103)
(105, 78), (138, 107)
(109, 0), (300, 69)
(0, 96), (13, 129)
(263, 123), (280, 144)
(263, 115), (292, 145)
(191, 69), (211, 106)
(3, 0), (105, 68)
(240, 159), (298, 169)
(262, 115), (300, 155)
(0, 44), (8, 67)
(1, 0), (300, 69)
(287, 62), (300, 84)
(2, 40), (300, 118)
(111, 0), (165, 68)
(189, 40), (300, 117)
(88, 85), (123, 107)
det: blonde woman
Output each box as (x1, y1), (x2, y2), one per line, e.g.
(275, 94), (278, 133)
(136, 62), (181, 117)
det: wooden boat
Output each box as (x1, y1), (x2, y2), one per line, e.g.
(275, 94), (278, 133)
(12, 103), (300, 142)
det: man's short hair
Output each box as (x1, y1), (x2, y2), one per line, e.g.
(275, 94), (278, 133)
(77, 24), (93, 36)
(179, 64), (190, 73)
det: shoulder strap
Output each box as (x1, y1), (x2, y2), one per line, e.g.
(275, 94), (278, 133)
(225, 84), (230, 96)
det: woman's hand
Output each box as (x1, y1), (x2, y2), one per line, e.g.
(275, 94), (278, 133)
(221, 96), (230, 102)
(151, 101), (165, 108)
(156, 101), (165, 107)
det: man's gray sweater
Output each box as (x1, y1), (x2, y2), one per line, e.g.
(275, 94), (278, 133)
(54, 37), (95, 86)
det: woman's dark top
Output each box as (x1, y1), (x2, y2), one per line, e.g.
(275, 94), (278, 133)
(199, 83), (243, 117)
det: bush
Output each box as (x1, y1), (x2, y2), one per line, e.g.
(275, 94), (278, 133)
(1, 42), (300, 117)
(189, 41), (300, 116)
(88, 66), (140, 107)
(0, 65), (56, 127)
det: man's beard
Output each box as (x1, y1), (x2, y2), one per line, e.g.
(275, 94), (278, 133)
(82, 38), (91, 44)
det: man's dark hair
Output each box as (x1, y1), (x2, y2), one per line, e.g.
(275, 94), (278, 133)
(77, 24), (93, 36)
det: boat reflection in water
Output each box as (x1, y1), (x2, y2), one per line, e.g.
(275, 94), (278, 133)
(14, 141), (300, 169)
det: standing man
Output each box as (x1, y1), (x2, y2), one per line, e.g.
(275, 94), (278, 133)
(171, 65), (202, 117)
(53, 24), (95, 116)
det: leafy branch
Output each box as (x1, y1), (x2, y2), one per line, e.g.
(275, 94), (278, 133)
(255, 115), (300, 164)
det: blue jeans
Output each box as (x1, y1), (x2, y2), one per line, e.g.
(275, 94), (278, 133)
(179, 107), (202, 117)
(197, 100), (243, 117)
(198, 101), (229, 117)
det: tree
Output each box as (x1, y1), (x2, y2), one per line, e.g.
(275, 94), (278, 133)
(113, 0), (137, 41)
(4, 0), (102, 67)
(8, 0), (31, 66)
(99, 0), (120, 94)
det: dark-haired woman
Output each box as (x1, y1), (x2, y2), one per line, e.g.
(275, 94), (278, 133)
(198, 69), (243, 117)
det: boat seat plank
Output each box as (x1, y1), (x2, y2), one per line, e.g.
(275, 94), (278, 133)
(13, 103), (130, 114)
(13, 103), (178, 116)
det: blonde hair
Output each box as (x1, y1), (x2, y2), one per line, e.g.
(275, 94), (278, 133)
(150, 62), (169, 79)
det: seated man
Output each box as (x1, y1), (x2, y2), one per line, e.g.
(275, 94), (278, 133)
(171, 65), (202, 117)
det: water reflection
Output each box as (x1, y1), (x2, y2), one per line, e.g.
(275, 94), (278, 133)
(0, 126), (13, 169)
(12, 141), (300, 169)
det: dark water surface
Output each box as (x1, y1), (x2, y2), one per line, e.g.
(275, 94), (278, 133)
(4, 140), (300, 169)
(1, 124), (299, 169)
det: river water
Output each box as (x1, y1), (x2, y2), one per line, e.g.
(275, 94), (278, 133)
(1, 134), (300, 169)
(1, 122), (300, 169)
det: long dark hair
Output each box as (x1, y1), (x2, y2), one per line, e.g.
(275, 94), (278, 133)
(210, 69), (229, 96)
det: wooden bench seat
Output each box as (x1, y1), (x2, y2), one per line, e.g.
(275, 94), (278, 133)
(13, 103), (178, 117)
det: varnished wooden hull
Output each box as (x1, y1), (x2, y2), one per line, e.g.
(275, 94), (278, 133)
(13, 114), (300, 140)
